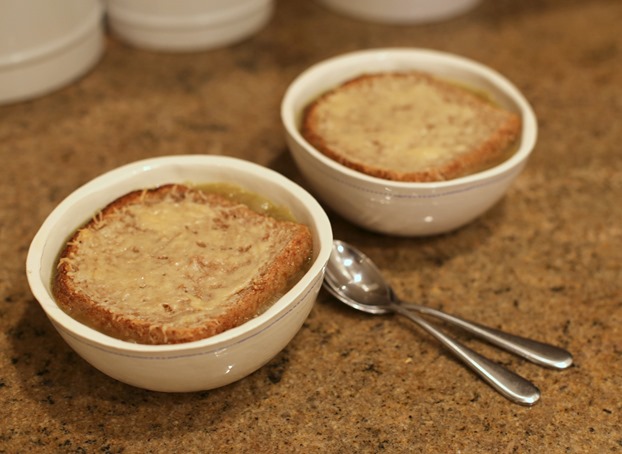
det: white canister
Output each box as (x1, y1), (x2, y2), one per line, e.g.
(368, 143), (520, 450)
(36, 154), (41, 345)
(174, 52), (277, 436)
(106, 0), (274, 52)
(316, 0), (480, 24)
(0, 0), (104, 105)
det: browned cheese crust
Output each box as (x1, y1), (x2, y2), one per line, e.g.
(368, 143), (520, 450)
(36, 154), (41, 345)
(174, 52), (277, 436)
(301, 71), (521, 182)
(53, 184), (313, 344)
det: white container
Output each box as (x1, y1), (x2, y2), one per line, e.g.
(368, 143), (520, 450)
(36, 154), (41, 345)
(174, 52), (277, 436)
(281, 48), (537, 236)
(0, 0), (104, 105)
(106, 0), (274, 52)
(316, 0), (480, 24)
(26, 155), (333, 392)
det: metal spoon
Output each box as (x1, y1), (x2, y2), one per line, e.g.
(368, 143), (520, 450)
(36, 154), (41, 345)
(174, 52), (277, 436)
(323, 272), (540, 405)
(326, 240), (573, 369)
(322, 241), (563, 405)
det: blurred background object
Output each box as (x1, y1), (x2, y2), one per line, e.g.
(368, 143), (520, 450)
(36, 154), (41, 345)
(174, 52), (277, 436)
(0, 0), (104, 105)
(315, 0), (480, 24)
(105, 0), (274, 52)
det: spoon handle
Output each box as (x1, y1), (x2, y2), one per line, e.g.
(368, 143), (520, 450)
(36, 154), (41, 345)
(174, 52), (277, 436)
(391, 304), (540, 406)
(400, 302), (573, 370)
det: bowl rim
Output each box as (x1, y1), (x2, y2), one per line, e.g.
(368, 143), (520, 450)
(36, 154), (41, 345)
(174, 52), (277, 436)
(26, 154), (332, 354)
(281, 47), (537, 189)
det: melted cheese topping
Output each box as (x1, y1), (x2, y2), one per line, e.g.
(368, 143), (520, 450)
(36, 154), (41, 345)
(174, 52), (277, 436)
(308, 72), (514, 174)
(64, 192), (284, 328)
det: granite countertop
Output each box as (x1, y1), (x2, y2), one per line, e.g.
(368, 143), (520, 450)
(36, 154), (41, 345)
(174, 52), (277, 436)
(1, 0), (621, 452)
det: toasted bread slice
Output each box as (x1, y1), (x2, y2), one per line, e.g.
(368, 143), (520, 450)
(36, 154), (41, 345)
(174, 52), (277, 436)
(301, 71), (521, 182)
(53, 184), (313, 345)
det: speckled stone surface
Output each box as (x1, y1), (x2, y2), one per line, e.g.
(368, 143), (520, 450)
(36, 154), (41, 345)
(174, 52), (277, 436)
(1, 0), (621, 452)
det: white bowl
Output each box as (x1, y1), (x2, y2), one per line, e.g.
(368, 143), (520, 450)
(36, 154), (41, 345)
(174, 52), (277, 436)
(26, 155), (332, 392)
(281, 48), (537, 236)
(106, 0), (274, 52)
(0, 0), (104, 105)
(316, 0), (480, 24)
